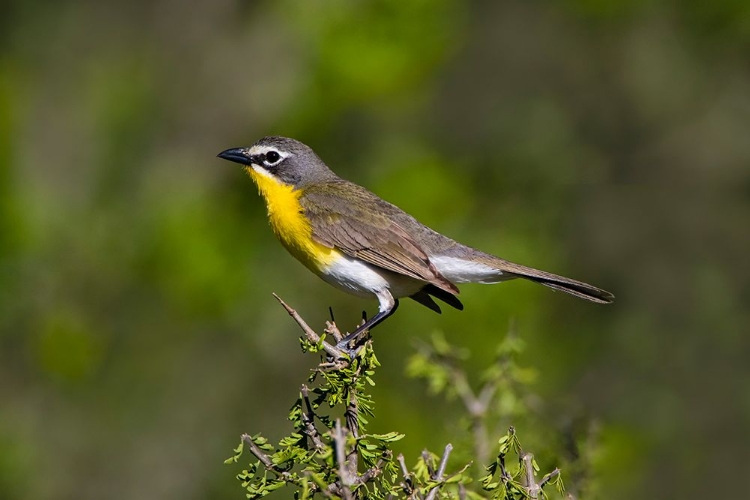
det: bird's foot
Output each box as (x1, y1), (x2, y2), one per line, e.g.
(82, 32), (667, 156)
(333, 329), (371, 360)
(334, 340), (364, 360)
(326, 313), (375, 362)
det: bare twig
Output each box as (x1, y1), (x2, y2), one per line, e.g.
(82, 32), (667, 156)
(357, 452), (391, 484)
(300, 385), (326, 450)
(241, 433), (275, 470)
(273, 293), (346, 359)
(397, 453), (413, 496)
(345, 389), (360, 480)
(435, 443), (452, 479)
(317, 359), (351, 372)
(345, 389), (360, 440)
(498, 452), (509, 481)
(425, 443), (453, 500)
(539, 467), (561, 488)
(325, 319), (343, 343)
(421, 450), (435, 478)
(333, 420), (353, 500)
(241, 433), (295, 482)
(397, 454), (410, 479)
(522, 453), (541, 499)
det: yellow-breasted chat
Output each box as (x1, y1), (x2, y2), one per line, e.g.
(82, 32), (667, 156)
(218, 136), (613, 352)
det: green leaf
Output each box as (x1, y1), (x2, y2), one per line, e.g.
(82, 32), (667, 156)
(279, 433), (304, 447)
(225, 440), (244, 464)
(368, 432), (405, 442)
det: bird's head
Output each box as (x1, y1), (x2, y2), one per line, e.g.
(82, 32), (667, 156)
(217, 136), (336, 188)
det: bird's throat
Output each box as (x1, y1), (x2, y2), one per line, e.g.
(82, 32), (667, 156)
(246, 167), (338, 271)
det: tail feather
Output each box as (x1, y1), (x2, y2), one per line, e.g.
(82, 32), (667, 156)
(437, 248), (616, 304)
(523, 274), (614, 304)
(429, 249), (614, 304)
(494, 259), (614, 304)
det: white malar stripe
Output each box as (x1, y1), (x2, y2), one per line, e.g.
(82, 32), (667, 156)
(250, 164), (276, 179)
(430, 255), (505, 284)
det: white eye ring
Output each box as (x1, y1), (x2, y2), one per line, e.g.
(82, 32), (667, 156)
(264, 150), (282, 166)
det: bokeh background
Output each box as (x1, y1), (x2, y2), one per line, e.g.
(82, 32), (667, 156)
(1, 1), (749, 499)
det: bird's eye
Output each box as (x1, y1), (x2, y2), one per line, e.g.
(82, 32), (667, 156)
(265, 151), (281, 164)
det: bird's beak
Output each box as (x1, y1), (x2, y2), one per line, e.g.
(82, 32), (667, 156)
(217, 148), (255, 166)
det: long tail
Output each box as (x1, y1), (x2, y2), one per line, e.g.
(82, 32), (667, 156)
(430, 248), (615, 304)
(489, 257), (614, 304)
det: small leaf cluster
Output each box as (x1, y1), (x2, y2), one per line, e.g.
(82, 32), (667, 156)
(226, 342), (412, 499)
(480, 428), (564, 499)
(226, 315), (568, 499)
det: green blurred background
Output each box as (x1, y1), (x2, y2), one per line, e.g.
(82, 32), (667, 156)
(1, 0), (749, 498)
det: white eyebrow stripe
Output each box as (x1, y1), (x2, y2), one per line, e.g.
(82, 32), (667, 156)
(248, 145), (292, 161)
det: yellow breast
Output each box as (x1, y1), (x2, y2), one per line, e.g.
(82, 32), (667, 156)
(247, 167), (338, 271)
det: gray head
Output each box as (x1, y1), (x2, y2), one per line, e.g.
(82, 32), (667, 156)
(217, 136), (338, 188)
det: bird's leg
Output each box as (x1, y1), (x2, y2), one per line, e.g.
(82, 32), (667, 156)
(337, 291), (399, 355)
(337, 301), (399, 354)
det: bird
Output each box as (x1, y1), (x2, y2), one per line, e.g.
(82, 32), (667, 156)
(218, 136), (613, 352)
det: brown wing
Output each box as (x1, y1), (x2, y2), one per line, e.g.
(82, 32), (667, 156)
(300, 181), (458, 295)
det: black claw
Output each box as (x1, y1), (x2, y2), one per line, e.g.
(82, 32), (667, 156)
(335, 339), (361, 357)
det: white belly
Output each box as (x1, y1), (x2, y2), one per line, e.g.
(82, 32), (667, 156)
(319, 254), (424, 299)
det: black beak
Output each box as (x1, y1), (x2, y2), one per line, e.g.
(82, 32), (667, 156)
(217, 147), (254, 166)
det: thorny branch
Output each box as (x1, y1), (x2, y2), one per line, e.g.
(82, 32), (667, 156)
(325, 314), (344, 343)
(540, 468), (562, 488)
(345, 389), (360, 479)
(334, 420), (354, 500)
(397, 453), (414, 497)
(300, 384), (326, 451)
(357, 452), (391, 485)
(522, 453), (541, 500)
(521, 452), (560, 499)
(241, 434), (291, 482)
(273, 293), (346, 360)
(234, 295), (563, 499)
(425, 443), (453, 500)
